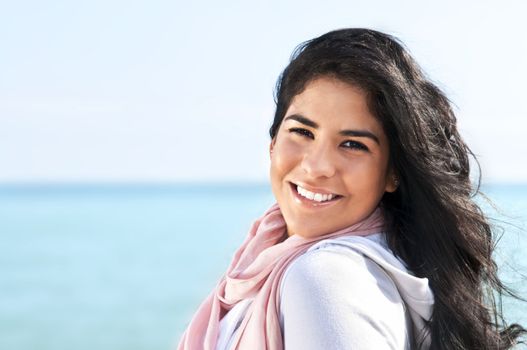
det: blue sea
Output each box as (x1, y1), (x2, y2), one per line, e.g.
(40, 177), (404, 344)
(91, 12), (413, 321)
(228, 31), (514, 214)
(1, 183), (526, 350)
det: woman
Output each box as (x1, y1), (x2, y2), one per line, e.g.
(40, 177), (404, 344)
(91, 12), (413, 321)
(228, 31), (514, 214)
(178, 28), (525, 349)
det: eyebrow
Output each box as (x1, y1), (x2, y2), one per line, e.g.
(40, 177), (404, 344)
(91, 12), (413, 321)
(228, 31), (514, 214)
(284, 114), (380, 145)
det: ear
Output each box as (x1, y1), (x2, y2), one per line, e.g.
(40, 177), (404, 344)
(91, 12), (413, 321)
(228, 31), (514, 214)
(384, 168), (399, 193)
(269, 138), (276, 159)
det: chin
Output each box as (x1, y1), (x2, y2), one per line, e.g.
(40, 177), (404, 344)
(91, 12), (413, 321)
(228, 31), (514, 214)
(287, 222), (328, 238)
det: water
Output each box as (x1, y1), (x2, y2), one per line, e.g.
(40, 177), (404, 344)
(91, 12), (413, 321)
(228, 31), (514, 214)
(0, 183), (525, 349)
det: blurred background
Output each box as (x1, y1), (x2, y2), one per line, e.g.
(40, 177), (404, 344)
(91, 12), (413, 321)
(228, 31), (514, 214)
(1, 0), (526, 349)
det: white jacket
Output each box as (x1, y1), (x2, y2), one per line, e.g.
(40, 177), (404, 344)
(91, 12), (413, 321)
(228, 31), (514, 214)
(217, 233), (434, 350)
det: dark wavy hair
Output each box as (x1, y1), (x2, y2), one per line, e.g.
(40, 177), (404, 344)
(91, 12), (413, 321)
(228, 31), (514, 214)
(269, 28), (526, 349)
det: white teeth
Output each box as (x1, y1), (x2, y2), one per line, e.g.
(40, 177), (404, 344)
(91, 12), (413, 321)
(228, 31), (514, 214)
(296, 185), (337, 202)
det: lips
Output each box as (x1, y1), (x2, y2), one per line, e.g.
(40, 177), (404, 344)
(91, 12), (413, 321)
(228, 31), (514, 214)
(288, 182), (343, 207)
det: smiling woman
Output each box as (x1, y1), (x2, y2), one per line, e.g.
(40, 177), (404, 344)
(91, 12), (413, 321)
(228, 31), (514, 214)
(177, 28), (526, 350)
(270, 78), (396, 238)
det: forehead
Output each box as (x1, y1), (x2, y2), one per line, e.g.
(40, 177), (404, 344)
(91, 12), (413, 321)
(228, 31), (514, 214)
(287, 77), (383, 132)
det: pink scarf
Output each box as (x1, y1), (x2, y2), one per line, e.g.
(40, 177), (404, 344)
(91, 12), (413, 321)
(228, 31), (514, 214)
(177, 202), (385, 350)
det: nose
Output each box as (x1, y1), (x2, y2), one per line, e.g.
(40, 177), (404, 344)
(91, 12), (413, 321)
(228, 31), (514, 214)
(301, 142), (337, 178)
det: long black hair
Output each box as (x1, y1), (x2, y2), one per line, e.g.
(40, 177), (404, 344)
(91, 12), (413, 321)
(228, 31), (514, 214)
(269, 28), (526, 349)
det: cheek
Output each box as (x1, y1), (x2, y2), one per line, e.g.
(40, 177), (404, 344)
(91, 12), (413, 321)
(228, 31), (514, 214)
(271, 138), (303, 175)
(341, 158), (388, 194)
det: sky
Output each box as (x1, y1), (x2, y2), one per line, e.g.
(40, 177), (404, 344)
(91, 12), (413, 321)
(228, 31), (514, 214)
(1, 0), (526, 184)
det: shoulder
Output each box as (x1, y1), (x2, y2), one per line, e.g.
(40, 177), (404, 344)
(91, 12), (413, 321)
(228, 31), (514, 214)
(279, 235), (409, 349)
(279, 234), (405, 306)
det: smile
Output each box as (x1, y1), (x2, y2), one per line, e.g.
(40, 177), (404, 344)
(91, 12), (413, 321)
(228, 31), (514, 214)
(297, 184), (337, 202)
(289, 182), (343, 207)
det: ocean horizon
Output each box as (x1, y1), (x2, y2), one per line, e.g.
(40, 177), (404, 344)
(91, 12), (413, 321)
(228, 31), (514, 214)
(1, 182), (526, 349)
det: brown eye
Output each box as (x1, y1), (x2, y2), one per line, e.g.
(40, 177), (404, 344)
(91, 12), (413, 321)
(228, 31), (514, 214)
(289, 128), (314, 139)
(342, 140), (369, 151)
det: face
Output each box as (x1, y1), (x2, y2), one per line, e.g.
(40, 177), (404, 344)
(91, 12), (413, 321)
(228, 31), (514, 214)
(269, 77), (396, 238)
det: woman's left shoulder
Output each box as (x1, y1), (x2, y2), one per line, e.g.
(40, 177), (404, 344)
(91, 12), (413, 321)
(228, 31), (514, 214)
(279, 234), (410, 349)
(279, 233), (405, 309)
